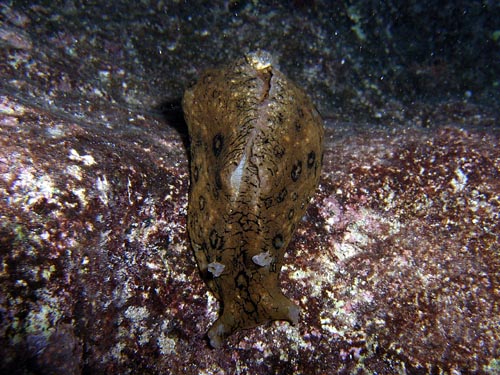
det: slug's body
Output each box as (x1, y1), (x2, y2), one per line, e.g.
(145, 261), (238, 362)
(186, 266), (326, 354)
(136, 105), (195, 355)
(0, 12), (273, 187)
(182, 51), (323, 348)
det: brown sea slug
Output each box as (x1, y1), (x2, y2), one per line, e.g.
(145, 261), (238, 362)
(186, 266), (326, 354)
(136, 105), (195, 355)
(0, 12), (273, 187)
(182, 51), (323, 348)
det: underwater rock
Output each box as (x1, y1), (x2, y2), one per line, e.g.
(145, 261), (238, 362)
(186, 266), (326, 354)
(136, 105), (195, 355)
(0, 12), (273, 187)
(1, 91), (499, 373)
(0, 2), (499, 373)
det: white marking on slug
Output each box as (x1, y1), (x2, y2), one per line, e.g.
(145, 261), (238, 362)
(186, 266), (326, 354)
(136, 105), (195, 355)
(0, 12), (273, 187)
(252, 251), (273, 267)
(230, 154), (246, 193)
(207, 262), (225, 277)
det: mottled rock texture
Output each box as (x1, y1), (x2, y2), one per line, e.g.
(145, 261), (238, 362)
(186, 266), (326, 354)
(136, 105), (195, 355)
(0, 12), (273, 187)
(1, 95), (499, 373)
(0, 1), (499, 375)
(0, 1), (498, 123)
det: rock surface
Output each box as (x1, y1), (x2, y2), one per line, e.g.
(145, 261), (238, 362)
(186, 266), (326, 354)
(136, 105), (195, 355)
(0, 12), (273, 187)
(2, 95), (499, 374)
(0, 2), (499, 375)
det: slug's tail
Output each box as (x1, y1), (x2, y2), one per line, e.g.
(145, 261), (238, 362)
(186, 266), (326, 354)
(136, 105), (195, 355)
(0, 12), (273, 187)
(207, 319), (232, 349)
(207, 293), (300, 348)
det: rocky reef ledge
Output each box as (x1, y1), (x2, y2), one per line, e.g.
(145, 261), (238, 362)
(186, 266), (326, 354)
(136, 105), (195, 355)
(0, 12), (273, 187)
(1, 91), (498, 374)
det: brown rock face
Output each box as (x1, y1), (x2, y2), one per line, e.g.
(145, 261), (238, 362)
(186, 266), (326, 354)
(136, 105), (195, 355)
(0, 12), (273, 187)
(1, 92), (499, 373)
(0, 3), (499, 373)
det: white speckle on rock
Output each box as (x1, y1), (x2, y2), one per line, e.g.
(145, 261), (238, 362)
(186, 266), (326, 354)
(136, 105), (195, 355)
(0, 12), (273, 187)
(334, 242), (360, 261)
(46, 123), (65, 138)
(0, 27), (33, 50)
(146, 261), (161, 270)
(95, 175), (110, 205)
(124, 306), (150, 322)
(157, 332), (177, 355)
(72, 187), (87, 207)
(450, 167), (467, 193)
(65, 164), (82, 180)
(24, 292), (63, 336)
(68, 148), (96, 166)
(16, 279), (28, 287)
(0, 96), (26, 116)
(11, 169), (61, 210)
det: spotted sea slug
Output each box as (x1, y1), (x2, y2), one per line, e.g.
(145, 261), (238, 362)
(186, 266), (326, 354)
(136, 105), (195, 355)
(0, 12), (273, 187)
(182, 51), (324, 348)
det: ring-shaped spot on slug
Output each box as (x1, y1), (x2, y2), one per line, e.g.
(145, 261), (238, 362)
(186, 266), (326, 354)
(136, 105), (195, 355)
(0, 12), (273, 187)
(193, 165), (199, 183)
(212, 187), (219, 199)
(294, 120), (302, 132)
(307, 151), (316, 169)
(274, 145), (285, 159)
(214, 171), (222, 191)
(276, 187), (287, 203)
(300, 200), (307, 210)
(213, 133), (224, 157)
(291, 160), (302, 182)
(288, 208), (294, 220)
(275, 111), (284, 124)
(209, 229), (223, 250)
(199, 195), (206, 211)
(273, 234), (284, 249)
(264, 197), (273, 209)
(201, 73), (214, 85)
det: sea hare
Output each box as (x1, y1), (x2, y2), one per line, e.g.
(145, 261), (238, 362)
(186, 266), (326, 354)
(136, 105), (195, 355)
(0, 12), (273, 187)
(182, 51), (324, 348)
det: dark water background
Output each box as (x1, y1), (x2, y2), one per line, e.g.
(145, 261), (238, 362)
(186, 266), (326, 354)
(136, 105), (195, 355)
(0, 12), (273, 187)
(1, 0), (499, 126)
